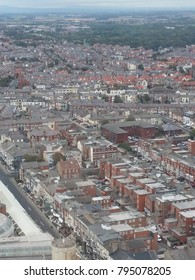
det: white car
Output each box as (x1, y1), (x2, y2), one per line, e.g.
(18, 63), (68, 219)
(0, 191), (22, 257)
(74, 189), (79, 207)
(158, 235), (162, 242)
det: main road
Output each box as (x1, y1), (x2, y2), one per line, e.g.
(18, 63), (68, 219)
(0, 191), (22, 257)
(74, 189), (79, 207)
(161, 115), (191, 134)
(0, 164), (60, 239)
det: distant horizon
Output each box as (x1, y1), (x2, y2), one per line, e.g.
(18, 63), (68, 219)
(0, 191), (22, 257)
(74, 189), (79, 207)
(0, 0), (195, 9)
(0, 4), (195, 15)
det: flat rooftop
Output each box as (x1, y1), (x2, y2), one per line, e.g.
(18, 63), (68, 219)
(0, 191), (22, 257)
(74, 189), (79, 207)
(180, 210), (195, 218)
(134, 189), (150, 195)
(172, 200), (195, 210)
(111, 224), (134, 232)
(102, 211), (145, 223)
(128, 172), (145, 178)
(146, 182), (166, 189)
(76, 181), (95, 187)
(158, 194), (191, 203)
(137, 178), (156, 184)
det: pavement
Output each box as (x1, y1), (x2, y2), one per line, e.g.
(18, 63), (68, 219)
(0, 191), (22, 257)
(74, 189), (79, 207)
(0, 163), (61, 239)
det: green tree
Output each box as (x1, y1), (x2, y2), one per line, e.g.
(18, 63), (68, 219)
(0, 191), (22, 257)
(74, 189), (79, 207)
(137, 94), (151, 103)
(101, 95), (109, 102)
(0, 75), (15, 87)
(52, 152), (66, 165)
(126, 115), (135, 121)
(55, 59), (59, 65)
(165, 96), (171, 103)
(137, 95), (143, 103)
(23, 154), (43, 162)
(190, 129), (195, 140)
(14, 41), (27, 47)
(143, 94), (151, 102)
(114, 95), (123, 103)
(168, 64), (177, 71)
(100, 119), (109, 125)
(48, 62), (54, 68)
(118, 143), (133, 152)
(178, 66), (185, 74)
(156, 126), (164, 137)
(138, 64), (144, 71)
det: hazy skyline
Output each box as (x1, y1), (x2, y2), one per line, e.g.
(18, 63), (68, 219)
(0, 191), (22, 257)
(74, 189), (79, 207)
(0, 0), (195, 9)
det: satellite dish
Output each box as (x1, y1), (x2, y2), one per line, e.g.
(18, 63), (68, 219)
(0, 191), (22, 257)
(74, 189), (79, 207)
(156, 173), (161, 178)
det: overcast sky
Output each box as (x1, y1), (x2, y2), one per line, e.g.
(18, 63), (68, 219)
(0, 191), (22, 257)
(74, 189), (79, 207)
(0, 0), (195, 9)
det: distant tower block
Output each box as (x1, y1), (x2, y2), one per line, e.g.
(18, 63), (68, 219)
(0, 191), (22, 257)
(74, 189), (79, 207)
(52, 237), (76, 260)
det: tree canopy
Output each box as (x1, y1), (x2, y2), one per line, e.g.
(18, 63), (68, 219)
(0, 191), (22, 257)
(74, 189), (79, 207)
(137, 94), (151, 103)
(52, 152), (66, 165)
(5, 18), (195, 50)
(114, 95), (123, 103)
(118, 143), (133, 152)
(189, 129), (195, 140)
(23, 154), (43, 162)
(125, 115), (135, 121)
(0, 76), (15, 87)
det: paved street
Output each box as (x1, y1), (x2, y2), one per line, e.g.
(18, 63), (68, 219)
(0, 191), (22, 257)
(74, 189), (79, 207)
(162, 115), (191, 134)
(0, 163), (60, 239)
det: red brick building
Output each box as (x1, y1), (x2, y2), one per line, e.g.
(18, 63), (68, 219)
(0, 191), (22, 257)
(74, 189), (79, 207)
(138, 139), (195, 183)
(188, 140), (195, 156)
(92, 196), (112, 208)
(111, 224), (158, 251)
(100, 159), (130, 180)
(128, 172), (146, 184)
(136, 178), (156, 189)
(133, 189), (150, 212)
(56, 158), (81, 179)
(101, 121), (157, 144)
(64, 130), (88, 146)
(28, 128), (61, 146)
(145, 194), (156, 214)
(78, 139), (118, 166)
(161, 151), (195, 181)
(171, 199), (195, 221)
(114, 177), (133, 196)
(101, 128), (128, 144)
(89, 143), (118, 166)
(102, 211), (147, 228)
(75, 181), (96, 196)
(171, 209), (195, 243)
(155, 194), (194, 225)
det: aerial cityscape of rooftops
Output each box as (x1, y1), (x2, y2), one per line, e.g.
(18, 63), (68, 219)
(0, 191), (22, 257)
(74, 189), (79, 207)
(1, 1), (195, 260)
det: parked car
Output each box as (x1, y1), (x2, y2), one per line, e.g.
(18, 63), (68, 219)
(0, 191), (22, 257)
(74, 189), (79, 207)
(158, 235), (162, 242)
